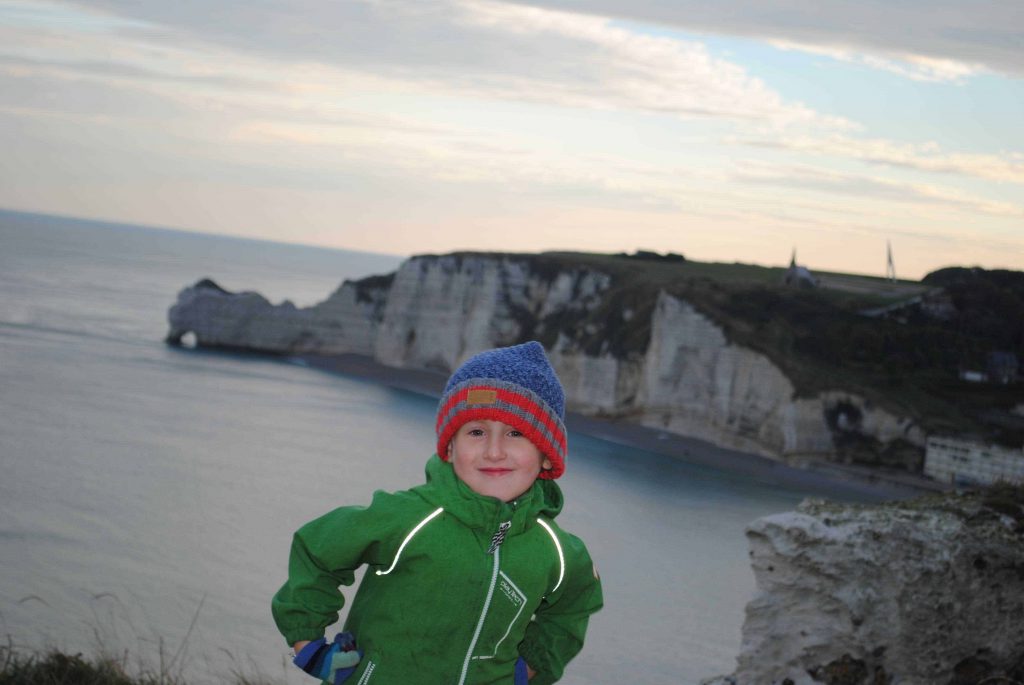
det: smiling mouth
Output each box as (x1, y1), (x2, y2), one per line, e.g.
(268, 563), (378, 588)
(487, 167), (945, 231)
(479, 468), (513, 476)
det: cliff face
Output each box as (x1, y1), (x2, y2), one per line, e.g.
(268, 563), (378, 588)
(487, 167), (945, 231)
(371, 255), (612, 371)
(634, 293), (922, 459)
(166, 254), (924, 465)
(703, 488), (1024, 685)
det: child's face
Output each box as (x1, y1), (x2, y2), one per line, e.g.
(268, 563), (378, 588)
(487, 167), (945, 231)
(448, 419), (552, 502)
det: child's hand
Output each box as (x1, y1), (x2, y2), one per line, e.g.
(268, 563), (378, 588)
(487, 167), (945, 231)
(514, 656), (536, 684)
(293, 632), (362, 683)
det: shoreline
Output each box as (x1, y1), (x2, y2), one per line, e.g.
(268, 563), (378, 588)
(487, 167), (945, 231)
(296, 352), (940, 502)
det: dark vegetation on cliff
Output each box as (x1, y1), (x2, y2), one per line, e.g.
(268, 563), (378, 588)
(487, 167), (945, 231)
(0, 647), (271, 685)
(700, 264), (1024, 449)
(352, 273), (395, 304)
(383, 252), (1024, 451)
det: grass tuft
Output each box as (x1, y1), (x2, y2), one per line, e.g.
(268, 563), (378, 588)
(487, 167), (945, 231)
(0, 645), (161, 685)
(0, 643), (281, 685)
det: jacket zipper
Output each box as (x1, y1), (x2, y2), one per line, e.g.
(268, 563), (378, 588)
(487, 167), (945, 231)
(457, 546), (501, 685)
(486, 520), (511, 555)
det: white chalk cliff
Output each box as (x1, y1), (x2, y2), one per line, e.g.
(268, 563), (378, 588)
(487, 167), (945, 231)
(166, 254), (924, 465)
(702, 490), (1024, 685)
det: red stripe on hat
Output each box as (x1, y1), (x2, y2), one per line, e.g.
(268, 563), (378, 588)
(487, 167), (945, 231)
(436, 386), (473, 432)
(437, 405), (564, 479)
(491, 387), (567, 453)
(435, 381), (567, 479)
(473, 406), (559, 458)
(436, 384), (565, 452)
(437, 401), (562, 456)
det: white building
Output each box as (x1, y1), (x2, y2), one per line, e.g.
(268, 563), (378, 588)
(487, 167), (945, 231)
(925, 435), (1024, 486)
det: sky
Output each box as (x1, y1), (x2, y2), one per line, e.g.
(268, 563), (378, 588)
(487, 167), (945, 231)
(1, 0), (1022, 280)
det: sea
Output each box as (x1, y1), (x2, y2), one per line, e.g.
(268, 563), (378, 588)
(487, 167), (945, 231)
(1, 209), (850, 684)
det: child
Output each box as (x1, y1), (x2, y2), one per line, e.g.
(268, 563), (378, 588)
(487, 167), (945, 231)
(272, 341), (603, 685)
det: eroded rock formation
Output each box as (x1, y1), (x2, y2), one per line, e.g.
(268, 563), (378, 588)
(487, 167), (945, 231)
(703, 488), (1024, 685)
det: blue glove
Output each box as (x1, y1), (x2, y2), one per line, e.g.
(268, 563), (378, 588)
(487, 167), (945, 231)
(293, 632), (362, 684)
(514, 656), (530, 685)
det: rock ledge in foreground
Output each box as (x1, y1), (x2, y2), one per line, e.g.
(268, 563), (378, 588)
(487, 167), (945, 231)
(704, 486), (1024, 685)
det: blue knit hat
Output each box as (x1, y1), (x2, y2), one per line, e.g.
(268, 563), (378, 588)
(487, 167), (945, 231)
(435, 341), (567, 479)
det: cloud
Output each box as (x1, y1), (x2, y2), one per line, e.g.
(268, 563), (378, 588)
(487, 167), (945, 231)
(502, 0), (1024, 78)
(3, 0), (1021, 279)
(0, 64), (201, 122)
(0, 52), (267, 90)
(65, 0), (851, 130)
(767, 40), (985, 83)
(730, 134), (1024, 185)
(0, 61), (688, 213)
(226, 114), (704, 213)
(732, 161), (1024, 217)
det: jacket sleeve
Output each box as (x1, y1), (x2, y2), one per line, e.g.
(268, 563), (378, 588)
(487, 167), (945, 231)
(519, 532), (603, 685)
(271, 492), (399, 645)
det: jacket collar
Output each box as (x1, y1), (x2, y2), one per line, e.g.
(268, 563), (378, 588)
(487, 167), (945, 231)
(415, 455), (563, 536)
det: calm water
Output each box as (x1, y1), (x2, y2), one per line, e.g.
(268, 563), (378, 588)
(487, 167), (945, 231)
(1, 210), (814, 684)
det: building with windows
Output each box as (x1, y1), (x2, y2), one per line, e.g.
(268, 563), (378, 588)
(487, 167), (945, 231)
(924, 435), (1024, 486)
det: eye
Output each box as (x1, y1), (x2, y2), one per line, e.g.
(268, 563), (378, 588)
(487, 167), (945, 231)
(467, 428), (485, 437)
(507, 429), (523, 438)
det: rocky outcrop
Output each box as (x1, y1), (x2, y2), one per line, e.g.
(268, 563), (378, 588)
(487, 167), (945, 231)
(166, 254), (925, 466)
(166, 276), (390, 355)
(703, 488), (1024, 685)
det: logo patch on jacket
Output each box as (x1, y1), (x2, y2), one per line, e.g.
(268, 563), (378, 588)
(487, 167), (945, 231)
(499, 577), (525, 608)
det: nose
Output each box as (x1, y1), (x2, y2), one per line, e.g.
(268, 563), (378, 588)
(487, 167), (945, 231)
(485, 429), (504, 460)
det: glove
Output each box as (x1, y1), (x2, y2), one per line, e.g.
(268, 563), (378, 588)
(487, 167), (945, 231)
(293, 632), (362, 684)
(514, 656), (530, 685)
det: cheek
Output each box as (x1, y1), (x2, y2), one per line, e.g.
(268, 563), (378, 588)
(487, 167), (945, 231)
(449, 450), (470, 481)
(520, 446), (545, 471)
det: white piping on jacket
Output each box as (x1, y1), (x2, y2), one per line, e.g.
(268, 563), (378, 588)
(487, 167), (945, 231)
(356, 659), (376, 685)
(482, 571), (527, 659)
(375, 507), (444, 576)
(536, 518), (565, 594)
(458, 546), (500, 685)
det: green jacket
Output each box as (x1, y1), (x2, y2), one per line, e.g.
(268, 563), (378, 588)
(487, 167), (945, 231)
(272, 455), (603, 685)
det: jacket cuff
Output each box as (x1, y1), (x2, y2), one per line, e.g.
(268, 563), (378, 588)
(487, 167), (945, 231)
(519, 642), (557, 685)
(281, 626), (326, 646)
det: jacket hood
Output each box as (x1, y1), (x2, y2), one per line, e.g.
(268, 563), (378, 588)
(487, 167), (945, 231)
(416, 455), (563, 533)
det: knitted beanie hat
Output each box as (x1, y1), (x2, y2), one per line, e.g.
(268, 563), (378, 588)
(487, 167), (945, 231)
(435, 341), (567, 479)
